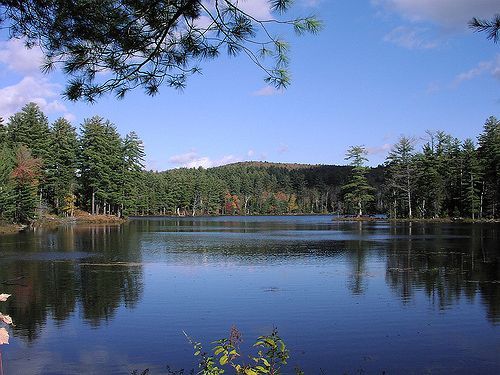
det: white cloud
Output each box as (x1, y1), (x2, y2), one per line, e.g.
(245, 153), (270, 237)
(217, 154), (241, 166)
(252, 85), (283, 96)
(63, 112), (77, 122)
(384, 26), (439, 49)
(247, 149), (255, 157)
(169, 151), (199, 165)
(0, 39), (72, 120)
(169, 150), (241, 168)
(0, 76), (68, 119)
(366, 143), (392, 155)
(233, 0), (271, 19)
(374, 0), (499, 28)
(453, 54), (500, 86)
(0, 39), (44, 75)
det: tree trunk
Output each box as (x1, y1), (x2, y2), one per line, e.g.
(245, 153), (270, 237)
(407, 189), (412, 219)
(471, 174), (475, 220)
(407, 171), (412, 219)
(480, 181), (484, 218)
(92, 189), (95, 215)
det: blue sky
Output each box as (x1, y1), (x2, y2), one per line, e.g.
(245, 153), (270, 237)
(0, 0), (498, 170)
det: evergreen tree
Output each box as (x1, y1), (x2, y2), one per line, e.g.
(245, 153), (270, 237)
(79, 117), (123, 215)
(461, 139), (482, 219)
(7, 102), (52, 205)
(434, 132), (462, 217)
(10, 146), (42, 223)
(386, 137), (416, 218)
(477, 116), (500, 218)
(0, 117), (7, 145)
(415, 133), (444, 218)
(121, 131), (145, 216)
(0, 144), (16, 221)
(46, 118), (78, 213)
(7, 102), (51, 160)
(342, 146), (374, 216)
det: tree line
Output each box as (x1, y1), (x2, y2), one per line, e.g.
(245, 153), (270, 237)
(382, 119), (499, 219)
(0, 103), (498, 223)
(133, 118), (499, 220)
(0, 103), (145, 223)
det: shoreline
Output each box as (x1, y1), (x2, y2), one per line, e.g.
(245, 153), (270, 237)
(0, 213), (126, 235)
(332, 216), (500, 224)
(2, 214), (498, 235)
(0, 223), (26, 235)
(35, 213), (126, 227)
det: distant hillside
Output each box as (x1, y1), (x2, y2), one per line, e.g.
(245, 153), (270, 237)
(216, 161), (328, 170)
(212, 161), (384, 187)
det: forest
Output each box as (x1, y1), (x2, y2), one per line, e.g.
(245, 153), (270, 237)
(0, 102), (498, 224)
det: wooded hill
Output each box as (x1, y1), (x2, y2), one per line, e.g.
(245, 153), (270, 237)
(135, 162), (385, 216)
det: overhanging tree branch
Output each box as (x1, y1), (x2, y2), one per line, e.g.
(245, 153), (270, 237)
(469, 14), (500, 43)
(0, 0), (322, 102)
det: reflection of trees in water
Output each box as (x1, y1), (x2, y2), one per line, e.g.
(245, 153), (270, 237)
(345, 222), (369, 295)
(0, 224), (144, 342)
(384, 224), (500, 323)
(79, 264), (143, 326)
(0, 261), (78, 342)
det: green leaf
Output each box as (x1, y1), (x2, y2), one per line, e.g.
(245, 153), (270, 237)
(214, 347), (225, 355)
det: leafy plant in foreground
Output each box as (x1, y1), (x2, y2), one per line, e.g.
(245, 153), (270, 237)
(0, 293), (13, 375)
(185, 326), (299, 375)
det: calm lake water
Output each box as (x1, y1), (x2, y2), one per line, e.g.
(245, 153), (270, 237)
(0, 216), (499, 374)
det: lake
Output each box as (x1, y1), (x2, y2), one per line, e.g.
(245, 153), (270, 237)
(0, 216), (499, 374)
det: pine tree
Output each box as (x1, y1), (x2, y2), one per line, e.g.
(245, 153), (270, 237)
(0, 1), (321, 102)
(415, 133), (445, 218)
(7, 103), (51, 160)
(342, 146), (374, 217)
(0, 145), (16, 221)
(79, 117), (105, 214)
(461, 139), (482, 219)
(0, 117), (7, 145)
(7, 102), (51, 206)
(79, 117), (124, 215)
(121, 131), (145, 216)
(386, 137), (416, 218)
(46, 118), (78, 213)
(10, 146), (42, 223)
(477, 116), (500, 218)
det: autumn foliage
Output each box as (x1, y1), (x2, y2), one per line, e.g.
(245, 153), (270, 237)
(10, 146), (42, 185)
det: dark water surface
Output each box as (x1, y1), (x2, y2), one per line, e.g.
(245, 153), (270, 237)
(0, 216), (499, 374)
